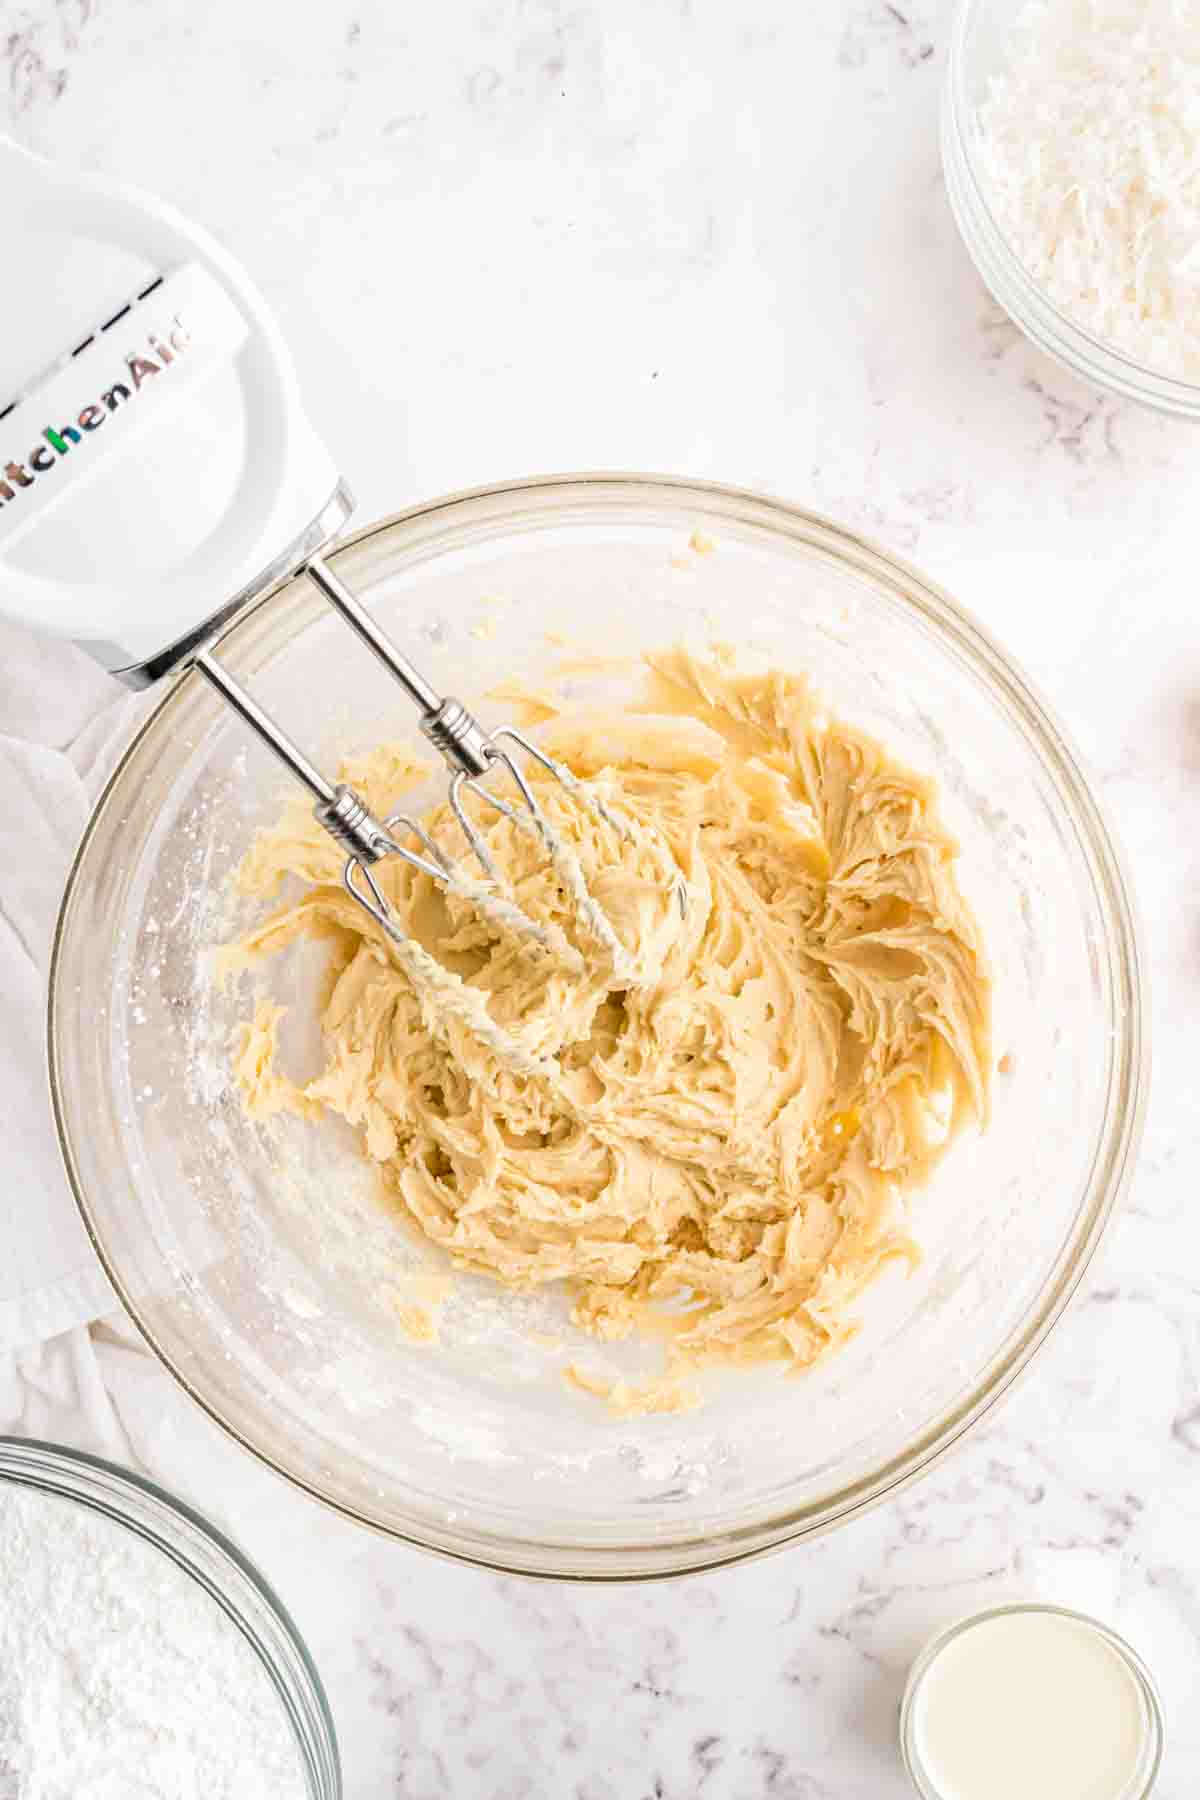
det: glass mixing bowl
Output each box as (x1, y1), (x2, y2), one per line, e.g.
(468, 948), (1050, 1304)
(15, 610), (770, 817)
(0, 1436), (340, 1796)
(49, 474), (1146, 1579)
(943, 0), (1200, 418)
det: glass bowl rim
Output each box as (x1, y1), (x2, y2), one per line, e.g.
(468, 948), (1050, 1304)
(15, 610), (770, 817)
(48, 470), (1149, 1579)
(942, 0), (1200, 420)
(0, 1432), (341, 1796)
(899, 1601), (1166, 1799)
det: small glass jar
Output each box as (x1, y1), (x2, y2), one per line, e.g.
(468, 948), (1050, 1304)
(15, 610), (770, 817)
(942, 0), (1200, 419)
(0, 1435), (341, 1799)
(900, 1603), (1165, 1800)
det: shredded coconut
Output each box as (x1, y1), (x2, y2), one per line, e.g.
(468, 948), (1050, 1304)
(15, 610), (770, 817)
(0, 1484), (306, 1800)
(978, 0), (1200, 378)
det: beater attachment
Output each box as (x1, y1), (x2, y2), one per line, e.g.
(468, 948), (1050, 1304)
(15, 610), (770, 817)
(194, 552), (670, 988)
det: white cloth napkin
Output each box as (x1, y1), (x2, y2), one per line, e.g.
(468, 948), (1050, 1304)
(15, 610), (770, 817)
(0, 620), (142, 1353)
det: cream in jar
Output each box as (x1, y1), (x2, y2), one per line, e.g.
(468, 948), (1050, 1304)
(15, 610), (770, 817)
(902, 1606), (1163, 1800)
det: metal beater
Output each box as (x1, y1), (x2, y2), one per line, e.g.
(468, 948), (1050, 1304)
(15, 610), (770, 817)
(194, 554), (649, 981)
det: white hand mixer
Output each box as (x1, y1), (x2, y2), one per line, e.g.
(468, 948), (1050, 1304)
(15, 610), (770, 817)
(0, 138), (669, 988)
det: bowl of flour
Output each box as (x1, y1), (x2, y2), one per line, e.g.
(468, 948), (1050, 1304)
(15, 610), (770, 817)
(0, 1436), (339, 1800)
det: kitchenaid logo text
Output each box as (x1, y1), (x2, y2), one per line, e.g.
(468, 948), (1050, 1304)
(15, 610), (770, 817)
(0, 314), (191, 506)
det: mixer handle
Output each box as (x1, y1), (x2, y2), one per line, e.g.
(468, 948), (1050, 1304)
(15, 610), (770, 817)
(0, 137), (343, 669)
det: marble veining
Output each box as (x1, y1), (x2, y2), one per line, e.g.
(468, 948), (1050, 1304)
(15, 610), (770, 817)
(5, 0), (1200, 1793)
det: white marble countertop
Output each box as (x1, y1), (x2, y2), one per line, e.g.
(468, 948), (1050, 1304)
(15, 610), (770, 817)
(6, 0), (1200, 1793)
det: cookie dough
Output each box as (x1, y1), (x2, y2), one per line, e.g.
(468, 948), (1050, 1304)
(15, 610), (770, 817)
(223, 648), (990, 1411)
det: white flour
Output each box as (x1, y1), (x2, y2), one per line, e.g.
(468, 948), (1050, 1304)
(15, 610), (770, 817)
(0, 1485), (307, 1800)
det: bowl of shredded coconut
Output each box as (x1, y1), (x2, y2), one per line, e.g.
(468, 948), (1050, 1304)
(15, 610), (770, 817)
(944, 0), (1200, 414)
(48, 475), (1146, 1578)
(0, 1437), (339, 1798)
